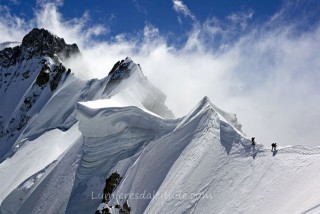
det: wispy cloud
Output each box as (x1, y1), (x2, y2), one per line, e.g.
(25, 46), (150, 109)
(0, 6), (32, 42)
(1, 1), (320, 147)
(227, 10), (254, 30)
(172, 0), (196, 22)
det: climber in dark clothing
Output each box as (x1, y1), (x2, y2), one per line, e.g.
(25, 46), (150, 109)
(251, 137), (255, 145)
(271, 143), (277, 151)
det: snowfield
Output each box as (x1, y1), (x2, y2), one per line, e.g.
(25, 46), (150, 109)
(1, 29), (320, 214)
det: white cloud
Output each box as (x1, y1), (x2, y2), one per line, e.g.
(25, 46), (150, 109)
(227, 10), (254, 30)
(143, 24), (159, 38)
(0, 6), (32, 42)
(172, 0), (196, 21)
(1, 1), (320, 148)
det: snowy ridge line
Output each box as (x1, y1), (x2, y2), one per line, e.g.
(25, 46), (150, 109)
(74, 95), (320, 214)
(173, 97), (255, 158)
(159, 104), (224, 213)
(174, 96), (243, 136)
(236, 140), (320, 157)
(106, 97), (223, 213)
(260, 145), (320, 155)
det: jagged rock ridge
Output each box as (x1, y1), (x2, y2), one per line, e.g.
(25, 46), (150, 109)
(0, 28), (80, 68)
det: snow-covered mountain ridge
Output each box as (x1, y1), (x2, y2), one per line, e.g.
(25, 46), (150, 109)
(0, 28), (173, 213)
(0, 28), (320, 214)
(0, 28), (81, 158)
(79, 96), (320, 214)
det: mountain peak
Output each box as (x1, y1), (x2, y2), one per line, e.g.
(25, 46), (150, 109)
(176, 96), (243, 134)
(198, 96), (212, 108)
(0, 28), (80, 68)
(21, 28), (80, 60)
(104, 57), (143, 93)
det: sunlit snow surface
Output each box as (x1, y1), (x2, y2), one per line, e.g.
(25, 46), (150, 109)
(1, 54), (320, 214)
(77, 97), (320, 214)
(0, 123), (80, 204)
(0, 56), (175, 213)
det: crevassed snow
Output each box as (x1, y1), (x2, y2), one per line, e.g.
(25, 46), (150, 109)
(0, 123), (81, 205)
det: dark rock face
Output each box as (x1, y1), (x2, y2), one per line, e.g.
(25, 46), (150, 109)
(120, 201), (131, 214)
(102, 172), (122, 202)
(95, 172), (132, 214)
(108, 58), (131, 83)
(22, 28), (80, 60)
(35, 64), (50, 87)
(35, 61), (70, 91)
(50, 63), (69, 91)
(105, 58), (132, 93)
(0, 46), (21, 67)
(108, 59), (124, 75)
(0, 28), (80, 68)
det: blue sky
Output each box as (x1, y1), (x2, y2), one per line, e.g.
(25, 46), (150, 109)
(1, 0), (320, 147)
(3, 0), (282, 34)
(1, 0), (320, 45)
(2, 0), (319, 47)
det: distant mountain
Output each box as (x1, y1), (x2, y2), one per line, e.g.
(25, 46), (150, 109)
(1, 28), (320, 214)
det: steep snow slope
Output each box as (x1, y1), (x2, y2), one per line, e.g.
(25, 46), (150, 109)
(101, 97), (250, 214)
(0, 123), (81, 206)
(77, 96), (320, 214)
(0, 44), (173, 160)
(66, 104), (179, 213)
(0, 28), (174, 213)
(13, 137), (83, 214)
